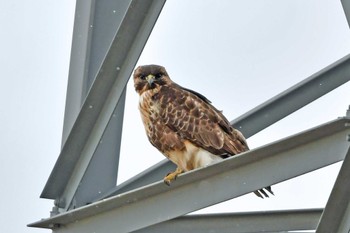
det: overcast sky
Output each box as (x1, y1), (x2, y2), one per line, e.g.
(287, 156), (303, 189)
(1, 1), (350, 233)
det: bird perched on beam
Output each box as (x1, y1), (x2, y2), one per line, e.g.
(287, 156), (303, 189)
(133, 64), (273, 198)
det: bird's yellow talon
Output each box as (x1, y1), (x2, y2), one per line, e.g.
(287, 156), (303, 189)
(163, 168), (183, 185)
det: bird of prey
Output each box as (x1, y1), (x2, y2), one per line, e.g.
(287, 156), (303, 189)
(133, 64), (273, 198)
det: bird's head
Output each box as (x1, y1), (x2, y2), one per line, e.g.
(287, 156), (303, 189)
(133, 64), (172, 95)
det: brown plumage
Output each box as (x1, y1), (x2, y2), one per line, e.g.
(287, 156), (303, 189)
(133, 64), (273, 198)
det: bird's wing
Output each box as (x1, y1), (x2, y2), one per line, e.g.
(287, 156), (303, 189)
(158, 85), (248, 155)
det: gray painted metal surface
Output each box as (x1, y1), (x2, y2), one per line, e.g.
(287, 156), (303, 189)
(59, 0), (130, 211)
(28, 117), (350, 232)
(40, 0), (166, 213)
(342, 0), (350, 28)
(97, 54), (350, 201)
(134, 209), (322, 233)
(61, 0), (95, 145)
(230, 53), (350, 137)
(70, 89), (126, 209)
(316, 147), (350, 233)
(60, 0), (138, 211)
(29, 1), (350, 232)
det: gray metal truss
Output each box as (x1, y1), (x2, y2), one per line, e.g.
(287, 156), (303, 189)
(29, 117), (350, 232)
(316, 146), (350, 233)
(29, 1), (350, 233)
(134, 209), (323, 233)
(342, 0), (350, 28)
(40, 0), (166, 212)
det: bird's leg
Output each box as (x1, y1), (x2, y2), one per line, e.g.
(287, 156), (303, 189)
(164, 167), (183, 186)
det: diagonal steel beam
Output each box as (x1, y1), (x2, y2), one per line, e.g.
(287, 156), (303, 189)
(230, 54), (350, 138)
(316, 146), (350, 233)
(56, 0), (132, 212)
(40, 0), (166, 211)
(99, 54), (350, 200)
(133, 209), (322, 233)
(61, 0), (95, 145)
(28, 117), (350, 232)
(341, 0), (350, 28)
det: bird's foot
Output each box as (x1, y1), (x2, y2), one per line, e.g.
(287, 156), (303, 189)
(164, 167), (183, 186)
(254, 186), (274, 198)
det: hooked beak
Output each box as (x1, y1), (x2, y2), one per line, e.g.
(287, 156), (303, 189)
(146, 74), (155, 86)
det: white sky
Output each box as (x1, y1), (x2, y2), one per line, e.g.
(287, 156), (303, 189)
(1, 1), (350, 232)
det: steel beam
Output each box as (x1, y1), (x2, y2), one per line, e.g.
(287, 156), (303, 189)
(28, 117), (350, 232)
(57, 0), (131, 211)
(99, 54), (350, 200)
(69, 89), (126, 209)
(40, 0), (166, 212)
(98, 159), (175, 200)
(316, 147), (350, 233)
(230, 54), (350, 137)
(133, 209), (322, 233)
(61, 0), (95, 145)
(341, 0), (350, 28)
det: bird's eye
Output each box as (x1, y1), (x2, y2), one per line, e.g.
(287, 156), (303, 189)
(155, 73), (162, 79)
(140, 75), (146, 80)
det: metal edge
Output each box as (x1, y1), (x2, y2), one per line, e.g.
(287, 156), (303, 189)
(40, 0), (166, 200)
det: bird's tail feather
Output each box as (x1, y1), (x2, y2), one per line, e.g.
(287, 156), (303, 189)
(254, 186), (274, 198)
